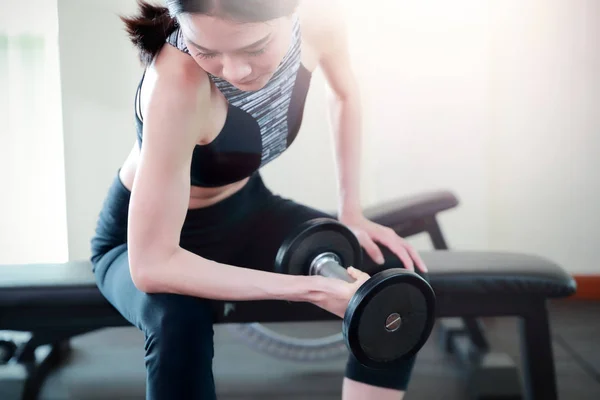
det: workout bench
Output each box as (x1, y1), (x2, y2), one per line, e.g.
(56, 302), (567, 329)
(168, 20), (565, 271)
(0, 190), (576, 400)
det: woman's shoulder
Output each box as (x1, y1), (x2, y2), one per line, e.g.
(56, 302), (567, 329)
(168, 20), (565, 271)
(151, 44), (210, 92)
(298, 0), (348, 57)
(138, 44), (214, 132)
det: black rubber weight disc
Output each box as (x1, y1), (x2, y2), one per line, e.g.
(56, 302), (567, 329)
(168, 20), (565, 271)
(343, 269), (435, 369)
(275, 218), (362, 276)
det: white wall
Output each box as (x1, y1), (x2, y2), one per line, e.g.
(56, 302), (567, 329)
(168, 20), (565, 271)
(487, 0), (600, 274)
(52, 0), (598, 274)
(343, 1), (492, 252)
(57, 0), (143, 261)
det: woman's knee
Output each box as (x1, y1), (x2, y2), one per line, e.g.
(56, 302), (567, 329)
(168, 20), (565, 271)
(344, 353), (417, 391)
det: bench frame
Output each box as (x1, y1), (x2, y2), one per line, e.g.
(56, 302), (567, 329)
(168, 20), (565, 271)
(376, 207), (558, 400)
(0, 191), (562, 400)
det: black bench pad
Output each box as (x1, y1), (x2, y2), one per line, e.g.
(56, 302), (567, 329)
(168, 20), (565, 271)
(0, 251), (576, 310)
(0, 261), (103, 307)
(422, 251), (576, 298)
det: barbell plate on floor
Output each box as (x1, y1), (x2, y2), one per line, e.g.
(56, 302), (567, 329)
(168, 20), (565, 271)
(275, 218), (362, 276)
(343, 269), (436, 369)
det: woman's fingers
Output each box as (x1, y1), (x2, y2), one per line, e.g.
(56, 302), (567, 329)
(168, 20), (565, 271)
(350, 224), (428, 273)
(404, 243), (428, 273)
(355, 230), (385, 265)
(347, 266), (370, 282)
(374, 227), (415, 271)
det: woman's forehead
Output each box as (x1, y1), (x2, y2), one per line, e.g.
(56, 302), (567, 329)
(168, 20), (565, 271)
(179, 14), (279, 51)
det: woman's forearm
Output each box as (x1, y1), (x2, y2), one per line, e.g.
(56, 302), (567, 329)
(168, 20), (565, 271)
(139, 247), (329, 303)
(328, 91), (364, 219)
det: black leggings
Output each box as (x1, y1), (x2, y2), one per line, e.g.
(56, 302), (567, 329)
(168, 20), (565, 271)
(90, 171), (418, 400)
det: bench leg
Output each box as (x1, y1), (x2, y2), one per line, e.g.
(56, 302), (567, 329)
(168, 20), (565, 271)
(426, 217), (491, 354)
(425, 215), (449, 250)
(20, 341), (72, 400)
(519, 300), (558, 400)
(463, 317), (490, 351)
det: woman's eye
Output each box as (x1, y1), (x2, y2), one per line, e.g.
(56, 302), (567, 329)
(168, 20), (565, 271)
(195, 45), (268, 60)
(197, 52), (218, 60)
(247, 47), (268, 57)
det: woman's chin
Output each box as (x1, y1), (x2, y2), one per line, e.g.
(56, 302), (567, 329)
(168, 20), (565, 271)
(232, 74), (272, 92)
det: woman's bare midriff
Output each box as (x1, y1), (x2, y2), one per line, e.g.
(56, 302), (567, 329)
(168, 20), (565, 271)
(118, 142), (249, 210)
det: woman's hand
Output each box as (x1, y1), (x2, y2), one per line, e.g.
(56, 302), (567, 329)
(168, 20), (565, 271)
(340, 213), (428, 273)
(312, 267), (371, 318)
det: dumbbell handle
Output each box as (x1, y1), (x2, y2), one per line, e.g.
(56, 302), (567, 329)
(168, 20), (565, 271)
(309, 253), (356, 283)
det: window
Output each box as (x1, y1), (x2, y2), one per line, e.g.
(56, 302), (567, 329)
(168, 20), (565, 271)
(0, 0), (68, 264)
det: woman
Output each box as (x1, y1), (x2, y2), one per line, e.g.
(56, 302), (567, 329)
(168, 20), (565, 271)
(91, 0), (428, 399)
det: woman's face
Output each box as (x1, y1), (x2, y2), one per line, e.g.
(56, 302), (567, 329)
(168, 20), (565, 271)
(178, 13), (295, 91)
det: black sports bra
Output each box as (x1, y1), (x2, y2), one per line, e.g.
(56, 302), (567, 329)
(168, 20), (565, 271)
(134, 15), (312, 187)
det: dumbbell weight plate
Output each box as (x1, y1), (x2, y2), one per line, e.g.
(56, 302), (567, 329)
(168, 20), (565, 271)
(274, 218), (362, 276)
(342, 269), (436, 369)
(275, 217), (436, 369)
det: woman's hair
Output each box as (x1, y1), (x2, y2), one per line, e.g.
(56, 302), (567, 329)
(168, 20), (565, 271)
(121, 0), (300, 64)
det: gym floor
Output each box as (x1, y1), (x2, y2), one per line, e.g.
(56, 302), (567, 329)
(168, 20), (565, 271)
(35, 299), (599, 399)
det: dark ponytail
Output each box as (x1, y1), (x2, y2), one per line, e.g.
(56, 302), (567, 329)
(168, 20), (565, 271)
(120, 1), (177, 65)
(121, 0), (300, 65)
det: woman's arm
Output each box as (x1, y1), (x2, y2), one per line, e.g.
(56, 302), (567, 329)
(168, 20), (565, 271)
(306, 1), (363, 220)
(307, 2), (428, 271)
(127, 46), (328, 303)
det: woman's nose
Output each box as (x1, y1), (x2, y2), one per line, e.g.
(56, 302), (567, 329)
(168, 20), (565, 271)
(221, 56), (252, 84)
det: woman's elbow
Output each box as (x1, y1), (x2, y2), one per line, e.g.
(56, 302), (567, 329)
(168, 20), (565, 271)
(129, 254), (162, 293)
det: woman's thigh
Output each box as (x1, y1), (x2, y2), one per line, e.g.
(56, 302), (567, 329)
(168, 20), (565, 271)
(232, 195), (412, 277)
(231, 196), (335, 271)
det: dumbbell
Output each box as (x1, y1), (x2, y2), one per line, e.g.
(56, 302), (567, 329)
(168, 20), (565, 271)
(275, 218), (436, 370)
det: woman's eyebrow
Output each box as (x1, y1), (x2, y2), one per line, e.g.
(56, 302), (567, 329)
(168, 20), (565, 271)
(187, 33), (272, 53)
